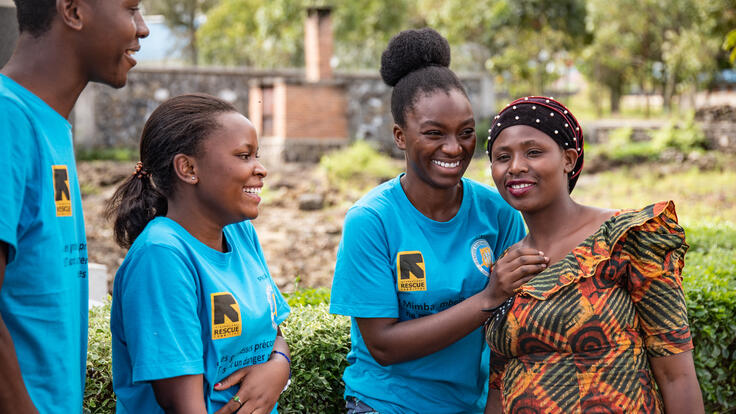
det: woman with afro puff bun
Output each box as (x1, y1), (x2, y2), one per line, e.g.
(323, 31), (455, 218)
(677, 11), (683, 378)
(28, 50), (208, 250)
(330, 28), (549, 414)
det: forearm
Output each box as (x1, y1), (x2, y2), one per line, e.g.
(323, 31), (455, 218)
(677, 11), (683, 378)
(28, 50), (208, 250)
(0, 317), (38, 413)
(658, 378), (704, 414)
(0, 243), (38, 413)
(485, 389), (502, 414)
(650, 352), (704, 414)
(268, 329), (290, 385)
(358, 289), (498, 365)
(152, 375), (207, 414)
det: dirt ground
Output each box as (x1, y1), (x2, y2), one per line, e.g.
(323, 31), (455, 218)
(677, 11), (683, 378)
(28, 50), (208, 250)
(79, 161), (349, 292)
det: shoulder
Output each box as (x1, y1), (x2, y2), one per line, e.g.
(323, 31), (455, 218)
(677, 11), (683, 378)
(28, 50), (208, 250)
(345, 177), (401, 222)
(463, 178), (520, 217)
(125, 218), (193, 261)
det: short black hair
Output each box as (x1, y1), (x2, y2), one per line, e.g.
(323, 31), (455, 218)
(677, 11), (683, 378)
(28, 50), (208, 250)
(380, 28), (467, 127)
(13, 0), (57, 37)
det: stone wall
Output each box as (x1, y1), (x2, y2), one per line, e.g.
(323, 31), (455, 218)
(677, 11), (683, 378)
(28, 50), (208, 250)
(72, 66), (495, 158)
(584, 107), (736, 152)
(0, 4), (18, 69)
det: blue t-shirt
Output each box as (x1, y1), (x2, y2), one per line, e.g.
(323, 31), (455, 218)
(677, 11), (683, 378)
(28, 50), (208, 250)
(330, 176), (525, 414)
(112, 217), (290, 413)
(0, 74), (89, 413)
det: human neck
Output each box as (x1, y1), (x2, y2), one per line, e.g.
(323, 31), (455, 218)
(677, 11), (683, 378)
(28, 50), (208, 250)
(1, 33), (88, 118)
(166, 199), (226, 252)
(400, 173), (463, 222)
(521, 197), (584, 251)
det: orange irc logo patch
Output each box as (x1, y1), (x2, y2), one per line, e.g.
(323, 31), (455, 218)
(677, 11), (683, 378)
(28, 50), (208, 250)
(52, 165), (72, 217)
(397, 251), (426, 292)
(211, 293), (242, 340)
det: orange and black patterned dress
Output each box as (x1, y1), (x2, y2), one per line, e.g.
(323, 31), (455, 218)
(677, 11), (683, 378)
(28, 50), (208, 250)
(486, 201), (693, 413)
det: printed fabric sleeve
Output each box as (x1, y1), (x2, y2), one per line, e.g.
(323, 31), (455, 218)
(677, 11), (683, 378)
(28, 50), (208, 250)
(488, 348), (508, 390)
(119, 244), (205, 383)
(620, 206), (693, 358)
(0, 101), (32, 262)
(330, 206), (398, 318)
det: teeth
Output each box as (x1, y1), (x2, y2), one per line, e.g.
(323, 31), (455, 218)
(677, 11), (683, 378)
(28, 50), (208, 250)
(510, 183), (532, 189)
(243, 187), (262, 194)
(125, 50), (137, 56)
(432, 160), (460, 168)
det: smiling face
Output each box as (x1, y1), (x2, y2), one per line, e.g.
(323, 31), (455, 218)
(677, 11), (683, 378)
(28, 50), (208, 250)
(79, 0), (149, 88)
(490, 125), (577, 214)
(193, 112), (267, 224)
(395, 88), (476, 191)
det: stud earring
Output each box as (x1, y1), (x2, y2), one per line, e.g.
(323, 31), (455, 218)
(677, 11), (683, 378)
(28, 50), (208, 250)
(191, 176), (196, 181)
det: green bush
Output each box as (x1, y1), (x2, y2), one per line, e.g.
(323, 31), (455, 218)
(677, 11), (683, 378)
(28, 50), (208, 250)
(84, 273), (736, 412)
(651, 112), (708, 153)
(320, 141), (400, 191)
(84, 299), (114, 414)
(279, 304), (351, 413)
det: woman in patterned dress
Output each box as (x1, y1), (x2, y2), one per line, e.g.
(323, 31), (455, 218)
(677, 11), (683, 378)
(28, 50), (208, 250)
(484, 96), (704, 413)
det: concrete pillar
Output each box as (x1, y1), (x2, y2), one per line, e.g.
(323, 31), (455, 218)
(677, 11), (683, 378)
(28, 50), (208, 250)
(0, 0), (18, 69)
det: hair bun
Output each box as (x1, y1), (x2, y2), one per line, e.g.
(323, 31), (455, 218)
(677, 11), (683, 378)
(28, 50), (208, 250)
(380, 28), (451, 87)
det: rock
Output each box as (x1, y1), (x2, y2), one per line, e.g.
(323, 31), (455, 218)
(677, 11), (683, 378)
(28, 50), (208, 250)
(298, 193), (324, 211)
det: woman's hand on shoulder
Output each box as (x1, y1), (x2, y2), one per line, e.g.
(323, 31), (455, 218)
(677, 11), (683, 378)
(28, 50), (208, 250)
(484, 243), (548, 306)
(213, 353), (290, 414)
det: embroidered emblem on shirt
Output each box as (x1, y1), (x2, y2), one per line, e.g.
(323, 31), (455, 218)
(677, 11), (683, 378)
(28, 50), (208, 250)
(471, 239), (494, 277)
(211, 292), (242, 340)
(52, 165), (72, 217)
(397, 251), (427, 292)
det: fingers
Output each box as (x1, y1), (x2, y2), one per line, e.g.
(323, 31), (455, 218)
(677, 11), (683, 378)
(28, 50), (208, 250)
(214, 366), (251, 390)
(214, 395), (244, 414)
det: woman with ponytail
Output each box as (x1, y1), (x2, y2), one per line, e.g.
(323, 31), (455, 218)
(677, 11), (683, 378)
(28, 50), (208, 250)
(107, 93), (291, 414)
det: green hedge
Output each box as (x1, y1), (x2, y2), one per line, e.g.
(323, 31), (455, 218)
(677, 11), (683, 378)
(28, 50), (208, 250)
(83, 299), (350, 414)
(85, 239), (736, 413)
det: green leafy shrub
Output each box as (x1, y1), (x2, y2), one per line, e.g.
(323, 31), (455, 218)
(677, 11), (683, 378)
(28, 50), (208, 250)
(84, 299), (114, 414)
(684, 272), (736, 412)
(279, 304), (351, 414)
(84, 277), (736, 412)
(651, 112), (708, 153)
(320, 141), (400, 191)
(285, 287), (331, 307)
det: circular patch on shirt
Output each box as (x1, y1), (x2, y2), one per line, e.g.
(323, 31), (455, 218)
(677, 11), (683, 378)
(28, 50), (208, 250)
(471, 239), (494, 277)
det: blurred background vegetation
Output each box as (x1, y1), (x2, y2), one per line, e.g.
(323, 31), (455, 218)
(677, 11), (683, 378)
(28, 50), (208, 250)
(141, 0), (736, 117)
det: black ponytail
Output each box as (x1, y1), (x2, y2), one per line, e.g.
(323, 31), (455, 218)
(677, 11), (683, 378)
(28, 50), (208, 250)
(105, 93), (236, 248)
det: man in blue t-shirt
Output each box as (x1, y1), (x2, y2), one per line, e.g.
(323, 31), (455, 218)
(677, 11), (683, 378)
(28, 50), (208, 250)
(0, 1), (148, 412)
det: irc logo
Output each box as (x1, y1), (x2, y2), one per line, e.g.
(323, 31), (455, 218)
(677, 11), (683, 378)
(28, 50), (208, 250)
(52, 165), (72, 217)
(471, 239), (494, 277)
(396, 251), (426, 292)
(211, 292), (242, 340)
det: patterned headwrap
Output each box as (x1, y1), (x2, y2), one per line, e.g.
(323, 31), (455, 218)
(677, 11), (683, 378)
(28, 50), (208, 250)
(486, 96), (584, 193)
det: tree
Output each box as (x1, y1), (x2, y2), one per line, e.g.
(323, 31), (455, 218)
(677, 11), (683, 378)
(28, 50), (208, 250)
(419, 0), (588, 96)
(145, 0), (218, 65)
(197, 0), (411, 69)
(580, 0), (734, 114)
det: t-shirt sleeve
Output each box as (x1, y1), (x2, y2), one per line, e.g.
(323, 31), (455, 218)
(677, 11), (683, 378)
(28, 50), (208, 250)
(330, 206), (398, 318)
(621, 211), (693, 358)
(0, 101), (32, 262)
(499, 208), (526, 253)
(119, 244), (205, 383)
